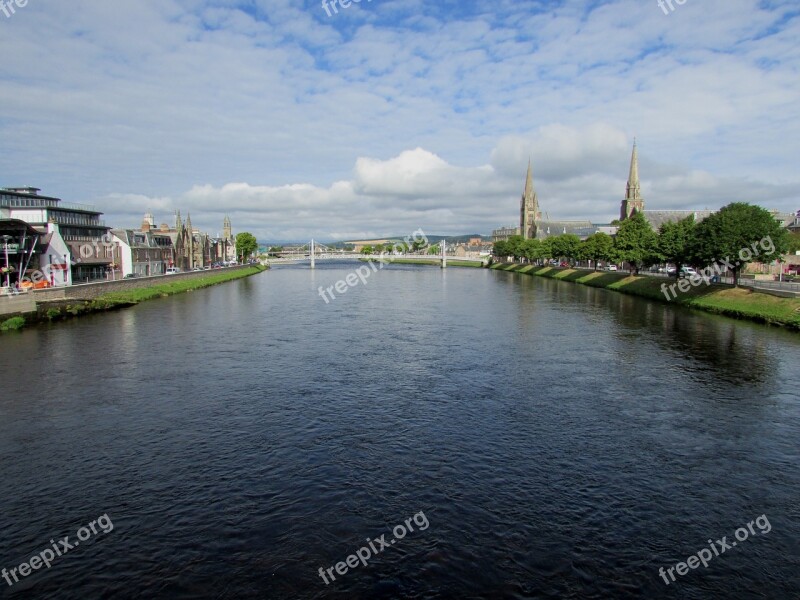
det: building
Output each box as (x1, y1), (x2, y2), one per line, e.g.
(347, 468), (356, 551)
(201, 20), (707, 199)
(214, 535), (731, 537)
(0, 186), (112, 285)
(520, 160), (540, 239)
(112, 217), (174, 277)
(491, 226), (520, 242)
(520, 161), (605, 241)
(620, 141), (645, 220)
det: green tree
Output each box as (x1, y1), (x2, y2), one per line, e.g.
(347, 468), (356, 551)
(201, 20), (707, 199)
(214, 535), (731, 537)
(613, 212), (657, 274)
(580, 232), (614, 270)
(788, 232), (800, 253)
(505, 235), (525, 261)
(690, 202), (789, 287)
(657, 215), (696, 279)
(492, 240), (509, 259)
(549, 234), (581, 265)
(428, 244), (441, 255)
(540, 237), (554, 261)
(522, 238), (543, 264)
(360, 245), (374, 255)
(235, 232), (258, 262)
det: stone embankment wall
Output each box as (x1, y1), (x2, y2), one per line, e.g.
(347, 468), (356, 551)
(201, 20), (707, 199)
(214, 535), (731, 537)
(0, 266), (253, 317)
(34, 266), (253, 301)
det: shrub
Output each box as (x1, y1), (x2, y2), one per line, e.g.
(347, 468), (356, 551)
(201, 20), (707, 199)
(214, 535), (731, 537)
(1, 316), (25, 331)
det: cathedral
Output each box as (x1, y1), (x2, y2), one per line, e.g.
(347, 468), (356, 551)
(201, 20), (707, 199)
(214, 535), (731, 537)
(171, 212), (236, 270)
(497, 141), (713, 242)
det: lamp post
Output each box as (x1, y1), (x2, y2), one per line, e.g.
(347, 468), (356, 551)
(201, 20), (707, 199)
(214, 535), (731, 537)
(2, 235), (10, 288)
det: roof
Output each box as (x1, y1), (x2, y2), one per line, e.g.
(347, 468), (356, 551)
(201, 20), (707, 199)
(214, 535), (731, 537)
(642, 210), (714, 230)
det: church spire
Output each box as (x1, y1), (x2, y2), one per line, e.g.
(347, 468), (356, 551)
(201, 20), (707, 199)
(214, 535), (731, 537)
(520, 159), (539, 239)
(620, 140), (644, 220)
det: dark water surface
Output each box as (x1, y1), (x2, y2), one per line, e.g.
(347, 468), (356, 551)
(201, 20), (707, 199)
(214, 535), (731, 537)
(1, 263), (798, 599)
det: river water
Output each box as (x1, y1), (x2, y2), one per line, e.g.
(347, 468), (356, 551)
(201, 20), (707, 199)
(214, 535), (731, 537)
(0, 262), (798, 600)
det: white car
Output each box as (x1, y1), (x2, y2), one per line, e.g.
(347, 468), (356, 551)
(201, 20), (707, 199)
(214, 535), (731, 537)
(165, 267), (180, 275)
(606, 265), (618, 271)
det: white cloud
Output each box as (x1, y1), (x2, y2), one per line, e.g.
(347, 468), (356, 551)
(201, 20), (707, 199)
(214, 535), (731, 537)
(0, 0), (798, 240)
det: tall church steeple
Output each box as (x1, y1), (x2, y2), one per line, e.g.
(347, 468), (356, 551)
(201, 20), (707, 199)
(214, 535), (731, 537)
(520, 159), (540, 239)
(223, 215), (232, 240)
(620, 140), (645, 220)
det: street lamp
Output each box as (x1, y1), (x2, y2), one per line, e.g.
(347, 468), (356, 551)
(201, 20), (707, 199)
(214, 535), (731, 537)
(2, 235), (11, 288)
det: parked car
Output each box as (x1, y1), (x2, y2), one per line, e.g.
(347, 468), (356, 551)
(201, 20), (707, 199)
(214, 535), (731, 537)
(123, 273), (139, 279)
(606, 265), (618, 271)
(679, 267), (697, 278)
(165, 267), (180, 275)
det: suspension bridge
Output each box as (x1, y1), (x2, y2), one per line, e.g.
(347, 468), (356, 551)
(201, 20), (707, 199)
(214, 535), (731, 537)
(266, 240), (486, 268)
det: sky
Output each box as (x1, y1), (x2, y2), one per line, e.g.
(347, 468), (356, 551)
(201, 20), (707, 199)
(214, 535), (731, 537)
(1, 0), (798, 242)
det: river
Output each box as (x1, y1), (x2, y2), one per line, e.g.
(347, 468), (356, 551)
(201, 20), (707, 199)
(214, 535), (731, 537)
(0, 262), (798, 599)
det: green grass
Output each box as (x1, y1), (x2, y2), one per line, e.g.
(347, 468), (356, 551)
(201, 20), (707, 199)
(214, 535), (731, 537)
(0, 316), (25, 331)
(2, 265), (267, 332)
(97, 265), (266, 305)
(490, 263), (800, 330)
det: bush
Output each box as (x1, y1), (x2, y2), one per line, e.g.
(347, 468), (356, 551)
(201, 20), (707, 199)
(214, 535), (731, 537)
(1, 316), (25, 331)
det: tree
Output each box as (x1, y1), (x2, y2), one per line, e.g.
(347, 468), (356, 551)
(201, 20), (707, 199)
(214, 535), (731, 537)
(505, 235), (525, 262)
(657, 215), (696, 279)
(492, 240), (508, 259)
(690, 202), (789, 287)
(788, 232), (800, 254)
(428, 244), (441, 255)
(549, 234), (581, 264)
(540, 237), (554, 261)
(613, 212), (657, 274)
(522, 238), (543, 264)
(580, 232), (613, 270)
(235, 232), (258, 262)
(360, 245), (374, 255)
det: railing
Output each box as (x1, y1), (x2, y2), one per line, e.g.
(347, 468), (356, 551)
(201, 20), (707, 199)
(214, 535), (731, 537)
(58, 202), (98, 212)
(737, 278), (800, 291)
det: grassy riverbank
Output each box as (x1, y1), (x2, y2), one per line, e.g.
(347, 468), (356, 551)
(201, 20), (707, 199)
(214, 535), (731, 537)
(491, 263), (800, 331)
(97, 265), (267, 305)
(2, 265), (267, 332)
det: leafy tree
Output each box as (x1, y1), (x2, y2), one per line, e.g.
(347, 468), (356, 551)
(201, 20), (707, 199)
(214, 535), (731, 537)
(235, 232), (258, 262)
(505, 235), (526, 261)
(522, 238), (543, 264)
(657, 215), (696, 279)
(428, 244), (441, 255)
(613, 212), (657, 274)
(492, 240), (509, 259)
(549, 234), (581, 264)
(360, 245), (374, 255)
(580, 232), (614, 270)
(540, 237), (554, 261)
(690, 202), (789, 287)
(788, 232), (800, 253)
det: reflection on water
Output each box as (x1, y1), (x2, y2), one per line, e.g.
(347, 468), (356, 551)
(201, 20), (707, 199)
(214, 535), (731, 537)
(0, 263), (798, 600)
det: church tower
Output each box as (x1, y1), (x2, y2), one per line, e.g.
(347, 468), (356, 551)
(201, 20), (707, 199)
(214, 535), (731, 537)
(520, 160), (540, 239)
(186, 212), (194, 269)
(620, 140), (645, 220)
(223, 215), (232, 240)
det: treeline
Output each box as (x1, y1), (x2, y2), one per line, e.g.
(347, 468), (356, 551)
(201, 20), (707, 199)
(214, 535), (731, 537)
(493, 202), (799, 282)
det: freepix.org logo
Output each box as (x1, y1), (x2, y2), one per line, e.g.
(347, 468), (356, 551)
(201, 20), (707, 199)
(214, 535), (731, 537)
(1, 0), (29, 20)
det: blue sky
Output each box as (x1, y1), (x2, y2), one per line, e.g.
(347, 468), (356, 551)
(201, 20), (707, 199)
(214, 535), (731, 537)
(1, 0), (798, 241)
